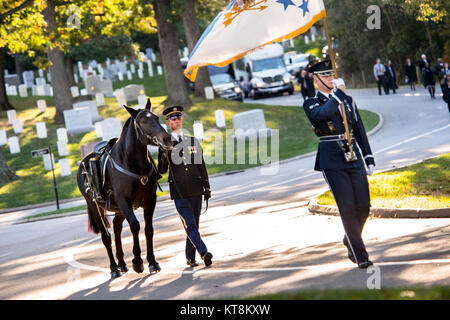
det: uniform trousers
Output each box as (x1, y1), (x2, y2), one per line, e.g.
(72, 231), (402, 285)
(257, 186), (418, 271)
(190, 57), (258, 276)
(323, 166), (371, 263)
(174, 196), (207, 260)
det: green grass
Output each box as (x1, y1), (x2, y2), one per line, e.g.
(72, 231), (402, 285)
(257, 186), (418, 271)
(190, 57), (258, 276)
(1, 80), (379, 209)
(317, 154), (450, 209)
(240, 286), (450, 300)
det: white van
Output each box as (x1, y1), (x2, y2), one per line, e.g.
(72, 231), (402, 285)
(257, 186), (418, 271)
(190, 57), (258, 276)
(233, 43), (294, 99)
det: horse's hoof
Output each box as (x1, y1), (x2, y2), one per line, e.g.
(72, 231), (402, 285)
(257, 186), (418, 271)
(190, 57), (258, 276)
(119, 264), (129, 273)
(111, 270), (122, 279)
(132, 262), (145, 274)
(149, 263), (161, 274)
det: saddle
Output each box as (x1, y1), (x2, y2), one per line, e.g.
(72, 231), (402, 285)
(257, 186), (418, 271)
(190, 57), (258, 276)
(87, 138), (118, 203)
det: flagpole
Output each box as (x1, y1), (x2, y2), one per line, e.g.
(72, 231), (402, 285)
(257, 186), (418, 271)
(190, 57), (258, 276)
(322, 17), (356, 161)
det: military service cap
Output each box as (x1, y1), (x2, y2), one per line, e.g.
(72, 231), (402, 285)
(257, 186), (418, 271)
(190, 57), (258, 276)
(307, 59), (334, 76)
(163, 106), (184, 120)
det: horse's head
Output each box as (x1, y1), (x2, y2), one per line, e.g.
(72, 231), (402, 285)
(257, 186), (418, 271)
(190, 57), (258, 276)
(124, 99), (173, 151)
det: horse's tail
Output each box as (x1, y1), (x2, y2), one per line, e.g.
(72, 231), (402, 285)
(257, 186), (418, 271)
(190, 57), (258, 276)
(86, 203), (111, 234)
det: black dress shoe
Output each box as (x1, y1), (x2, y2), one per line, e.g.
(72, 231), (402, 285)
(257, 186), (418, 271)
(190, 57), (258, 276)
(201, 252), (213, 267)
(358, 260), (373, 269)
(186, 259), (199, 267)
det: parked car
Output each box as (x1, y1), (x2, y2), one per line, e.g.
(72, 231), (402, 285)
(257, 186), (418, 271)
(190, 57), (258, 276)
(209, 71), (243, 102)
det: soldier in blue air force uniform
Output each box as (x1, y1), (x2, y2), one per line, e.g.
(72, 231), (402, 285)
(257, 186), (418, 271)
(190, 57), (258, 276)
(303, 60), (375, 269)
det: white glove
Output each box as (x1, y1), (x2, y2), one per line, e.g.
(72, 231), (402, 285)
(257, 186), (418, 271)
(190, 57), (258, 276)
(366, 164), (375, 176)
(332, 78), (346, 91)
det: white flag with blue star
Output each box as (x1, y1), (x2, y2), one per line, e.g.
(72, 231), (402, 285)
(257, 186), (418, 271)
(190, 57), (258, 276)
(184, 0), (326, 81)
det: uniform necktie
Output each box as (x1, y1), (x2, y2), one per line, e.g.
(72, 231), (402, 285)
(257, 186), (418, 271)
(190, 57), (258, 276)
(178, 135), (182, 143)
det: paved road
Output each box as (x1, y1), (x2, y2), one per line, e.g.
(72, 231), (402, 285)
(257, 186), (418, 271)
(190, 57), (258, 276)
(0, 87), (449, 300)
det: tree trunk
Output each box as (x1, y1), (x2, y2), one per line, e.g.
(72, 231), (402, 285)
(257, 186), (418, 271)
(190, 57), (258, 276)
(0, 149), (18, 186)
(0, 47), (14, 111)
(65, 56), (75, 87)
(14, 54), (24, 84)
(153, 0), (192, 107)
(43, 0), (73, 123)
(182, 0), (212, 98)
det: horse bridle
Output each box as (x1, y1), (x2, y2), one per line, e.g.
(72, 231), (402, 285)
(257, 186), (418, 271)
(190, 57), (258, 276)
(133, 110), (169, 150)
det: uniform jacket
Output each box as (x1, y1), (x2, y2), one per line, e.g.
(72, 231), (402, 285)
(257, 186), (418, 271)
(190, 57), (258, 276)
(303, 90), (375, 171)
(158, 135), (210, 200)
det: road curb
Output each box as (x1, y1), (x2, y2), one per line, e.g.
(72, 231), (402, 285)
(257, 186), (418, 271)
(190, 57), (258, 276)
(308, 198), (450, 219)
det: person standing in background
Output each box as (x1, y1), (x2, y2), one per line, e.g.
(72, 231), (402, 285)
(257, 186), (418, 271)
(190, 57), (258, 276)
(374, 58), (389, 95)
(385, 59), (397, 94)
(422, 63), (436, 99)
(405, 58), (418, 91)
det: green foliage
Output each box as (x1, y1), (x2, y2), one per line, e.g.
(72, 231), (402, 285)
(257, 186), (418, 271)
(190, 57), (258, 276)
(323, 0), (448, 84)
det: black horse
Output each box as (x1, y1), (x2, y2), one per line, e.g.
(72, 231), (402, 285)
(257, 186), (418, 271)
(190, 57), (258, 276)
(76, 99), (173, 279)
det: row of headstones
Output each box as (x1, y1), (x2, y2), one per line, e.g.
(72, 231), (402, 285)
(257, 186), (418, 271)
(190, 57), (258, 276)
(5, 83), (53, 98)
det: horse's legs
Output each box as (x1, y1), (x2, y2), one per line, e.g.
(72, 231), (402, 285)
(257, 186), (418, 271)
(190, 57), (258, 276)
(143, 192), (161, 273)
(113, 214), (128, 273)
(116, 198), (144, 274)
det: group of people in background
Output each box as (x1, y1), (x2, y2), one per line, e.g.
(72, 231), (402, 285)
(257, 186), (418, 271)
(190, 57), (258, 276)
(373, 58), (398, 95)
(373, 55), (450, 113)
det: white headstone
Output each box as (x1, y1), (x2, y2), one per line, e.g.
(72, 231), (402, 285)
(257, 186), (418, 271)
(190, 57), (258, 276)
(8, 136), (20, 154)
(193, 121), (204, 140)
(18, 84), (28, 97)
(36, 122), (47, 139)
(36, 85), (45, 96)
(37, 99), (47, 113)
(56, 128), (68, 142)
(95, 92), (105, 106)
(100, 117), (123, 141)
(22, 71), (34, 88)
(147, 61), (154, 77)
(46, 72), (51, 83)
(12, 120), (23, 134)
(118, 71), (124, 81)
(70, 86), (80, 98)
(80, 88), (87, 95)
(57, 140), (69, 156)
(204, 86), (214, 100)
(7, 110), (16, 124)
(38, 69), (44, 77)
(137, 68), (144, 79)
(138, 95), (147, 107)
(130, 64), (136, 73)
(63, 108), (94, 134)
(44, 84), (53, 96)
(7, 85), (17, 96)
(127, 71), (132, 80)
(59, 158), (71, 176)
(215, 110), (226, 128)
(43, 153), (55, 171)
(73, 100), (102, 122)
(94, 121), (103, 138)
(232, 109), (270, 138)
(0, 130), (7, 146)
(122, 84), (145, 103)
(156, 65), (163, 75)
(35, 77), (46, 85)
(116, 93), (127, 108)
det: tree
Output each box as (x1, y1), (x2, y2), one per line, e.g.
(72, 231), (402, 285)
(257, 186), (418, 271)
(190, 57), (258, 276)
(153, 0), (192, 107)
(181, 0), (212, 98)
(0, 0), (46, 111)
